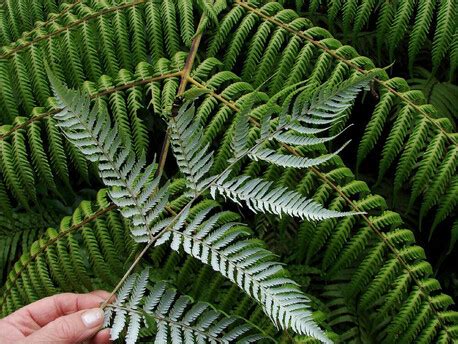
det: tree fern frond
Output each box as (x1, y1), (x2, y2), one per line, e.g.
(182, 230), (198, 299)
(408, 0), (436, 71)
(49, 76), (336, 341)
(105, 269), (270, 344)
(250, 143), (349, 169)
(49, 72), (170, 243)
(0, 210), (59, 285)
(0, 2), (456, 343)
(164, 204), (331, 343)
(408, 67), (458, 123)
(177, 0), (196, 47)
(409, 131), (447, 210)
(175, 59), (458, 342)
(420, 145), (457, 224)
(169, 102), (214, 194)
(211, 171), (358, 221)
(388, 0), (416, 59)
(432, 0), (455, 71)
(274, 0), (457, 70)
(0, 0), (76, 45)
(431, 175), (457, 234)
(0, 188), (135, 316)
(208, 1), (457, 241)
(0, 0), (211, 117)
(170, 76), (367, 220)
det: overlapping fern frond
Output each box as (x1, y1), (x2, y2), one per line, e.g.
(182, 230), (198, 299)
(0, 0), (76, 45)
(207, 0), (457, 245)
(409, 67), (458, 123)
(0, 0), (223, 121)
(0, 54), (191, 213)
(0, 210), (60, 285)
(49, 70), (173, 243)
(50, 73), (351, 342)
(0, 0), (456, 343)
(0, 188), (134, 315)
(1, 1), (454, 238)
(169, 88), (363, 221)
(275, 0), (457, 74)
(177, 66), (458, 343)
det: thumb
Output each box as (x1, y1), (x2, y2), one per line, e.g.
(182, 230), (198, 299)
(23, 308), (105, 344)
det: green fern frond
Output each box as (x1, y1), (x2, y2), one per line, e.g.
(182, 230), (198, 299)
(0, 0), (76, 45)
(408, 67), (458, 123)
(0, 211), (59, 284)
(274, 0), (457, 70)
(178, 61), (457, 342)
(0, 0), (209, 118)
(432, 0), (456, 72)
(0, 1), (456, 343)
(0, 188), (133, 316)
(0, 54), (187, 211)
(208, 1), (457, 241)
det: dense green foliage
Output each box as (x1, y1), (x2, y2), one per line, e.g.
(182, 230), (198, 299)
(0, 0), (456, 343)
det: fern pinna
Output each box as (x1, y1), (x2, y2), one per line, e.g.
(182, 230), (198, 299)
(275, 0), (457, 78)
(1, 0), (455, 244)
(0, 0), (456, 343)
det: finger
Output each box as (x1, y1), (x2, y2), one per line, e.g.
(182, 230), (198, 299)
(22, 308), (104, 344)
(89, 328), (111, 344)
(90, 290), (115, 305)
(90, 290), (112, 301)
(6, 292), (109, 327)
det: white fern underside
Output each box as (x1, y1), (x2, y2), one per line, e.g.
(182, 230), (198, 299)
(50, 72), (369, 344)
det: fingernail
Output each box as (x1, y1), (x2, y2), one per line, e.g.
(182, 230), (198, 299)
(81, 308), (104, 328)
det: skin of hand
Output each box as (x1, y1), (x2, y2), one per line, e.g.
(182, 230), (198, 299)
(0, 290), (112, 344)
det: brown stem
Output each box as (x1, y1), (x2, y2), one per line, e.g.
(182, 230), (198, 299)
(0, 72), (181, 142)
(156, 16), (206, 177)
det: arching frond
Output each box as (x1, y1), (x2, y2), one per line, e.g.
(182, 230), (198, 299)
(274, 0), (457, 71)
(0, 188), (136, 316)
(171, 76), (368, 220)
(105, 269), (269, 344)
(49, 72), (170, 243)
(0, 0), (206, 119)
(169, 101), (214, 194)
(208, 1), (457, 242)
(163, 203), (331, 342)
(49, 73), (335, 342)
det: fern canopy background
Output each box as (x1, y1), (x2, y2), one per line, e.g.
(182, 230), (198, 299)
(0, 0), (457, 343)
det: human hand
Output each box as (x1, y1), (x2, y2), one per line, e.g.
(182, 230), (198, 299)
(0, 291), (112, 344)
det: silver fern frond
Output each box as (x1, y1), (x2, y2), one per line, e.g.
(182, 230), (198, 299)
(303, 76), (372, 120)
(249, 142), (350, 169)
(49, 71), (362, 343)
(166, 204), (332, 343)
(49, 71), (170, 243)
(250, 75), (371, 168)
(169, 101), (214, 194)
(230, 96), (257, 161)
(211, 171), (359, 220)
(104, 269), (269, 344)
(168, 78), (370, 220)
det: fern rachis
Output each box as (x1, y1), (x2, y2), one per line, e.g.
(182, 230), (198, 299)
(0, 1), (456, 343)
